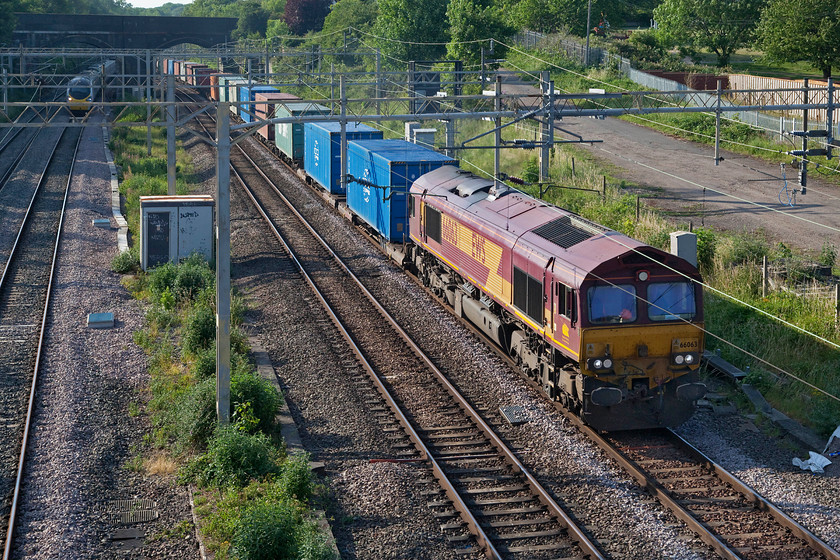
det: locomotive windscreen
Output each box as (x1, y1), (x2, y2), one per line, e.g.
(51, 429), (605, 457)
(68, 78), (92, 99)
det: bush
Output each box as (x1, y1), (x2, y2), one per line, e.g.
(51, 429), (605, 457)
(192, 343), (217, 380)
(183, 303), (216, 354)
(818, 242), (836, 268)
(174, 254), (215, 302)
(147, 261), (178, 300)
(232, 501), (300, 560)
(694, 227), (716, 272)
(714, 230), (768, 268)
(147, 302), (178, 331)
(111, 246), (139, 273)
(280, 453), (313, 502)
(128, 156), (168, 176)
(232, 371), (282, 435)
(188, 426), (281, 487)
(175, 376), (217, 451)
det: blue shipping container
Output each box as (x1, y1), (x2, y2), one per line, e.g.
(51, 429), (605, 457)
(304, 122), (383, 195)
(238, 85), (278, 123)
(346, 139), (457, 242)
(166, 59), (175, 75)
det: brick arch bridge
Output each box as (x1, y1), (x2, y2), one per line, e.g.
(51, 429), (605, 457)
(12, 13), (237, 50)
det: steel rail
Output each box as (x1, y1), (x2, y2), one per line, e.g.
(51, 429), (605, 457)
(233, 167), (502, 558)
(0, 126), (42, 192)
(2, 126), (82, 560)
(0, 127), (66, 289)
(565, 413), (741, 559)
(666, 429), (840, 560)
(207, 108), (606, 557)
(176, 86), (604, 558)
(567, 412), (839, 560)
(203, 87), (837, 560)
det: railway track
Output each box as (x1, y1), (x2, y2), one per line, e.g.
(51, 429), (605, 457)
(570, 420), (840, 560)
(0, 125), (82, 559)
(179, 92), (604, 559)
(0, 101), (61, 191)
(179, 88), (839, 559)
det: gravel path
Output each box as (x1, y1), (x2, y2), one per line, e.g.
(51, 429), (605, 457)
(10, 118), (200, 559)
(499, 77), (840, 256)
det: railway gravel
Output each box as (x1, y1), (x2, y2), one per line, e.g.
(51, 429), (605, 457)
(677, 406), (840, 552)
(9, 119), (200, 559)
(234, 137), (714, 559)
(0, 127), (62, 272)
(11, 102), (836, 560)
(227, 150), (469, 560)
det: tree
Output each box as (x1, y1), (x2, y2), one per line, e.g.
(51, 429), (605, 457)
(284, 0), (330, 35)
(653, 0), (764, 67)
(184, 0), (239, 18)
(757, 0), (840, 78)
(234, 0), (269, 39)
(0, 2), (15, 45)
(316, 0), (378, 66)
(511, 0), (609, 36)
(447, 0), (515, 67)
(372, 0), (449, 66)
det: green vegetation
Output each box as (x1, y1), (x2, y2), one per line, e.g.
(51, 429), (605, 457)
(757, 0), (840, 79)
(403, 40), (840, 435)
(653, 0), (763, 67)
(110, 118), (335, 558)
(124, 252), (334, 558)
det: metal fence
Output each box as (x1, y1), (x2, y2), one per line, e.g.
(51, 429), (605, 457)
(512, 31), (606, 67)
(511, 33), (839, 143)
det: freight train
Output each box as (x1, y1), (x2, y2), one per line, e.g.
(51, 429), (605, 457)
(66, 59), (118, 116)
(172, 62), (707, 431)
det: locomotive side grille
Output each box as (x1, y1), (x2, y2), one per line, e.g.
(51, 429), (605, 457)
(514, 266), (544, 323)
(532, 216), (607, 249)
(426, 206), (442, 243)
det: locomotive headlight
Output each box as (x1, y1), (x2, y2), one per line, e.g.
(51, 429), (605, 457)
(602, 358), (613, 369)
(593, 359), (603, 369)
(684, 354), (694, 364)
(674, 355), (685, 365)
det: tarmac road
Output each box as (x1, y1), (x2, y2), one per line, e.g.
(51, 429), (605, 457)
(499, 77), (840, 255)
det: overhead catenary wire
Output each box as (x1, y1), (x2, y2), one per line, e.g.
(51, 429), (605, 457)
(254, 38), (840, 400)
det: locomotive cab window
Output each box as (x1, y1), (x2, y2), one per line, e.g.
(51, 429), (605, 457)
(647, 281), (696, 321)
(425, 205), (442, 244)
(514, 267), (544, 323)
(587, 284), (636, 324)
(408, 194), (415, 218)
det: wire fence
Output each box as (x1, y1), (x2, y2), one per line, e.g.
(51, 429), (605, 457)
(511, 32), (840, 143)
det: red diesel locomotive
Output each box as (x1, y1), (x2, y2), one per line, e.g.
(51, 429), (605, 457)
(407, 166), (706, 431)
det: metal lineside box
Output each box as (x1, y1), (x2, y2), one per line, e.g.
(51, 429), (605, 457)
(140, 195), (214, 270)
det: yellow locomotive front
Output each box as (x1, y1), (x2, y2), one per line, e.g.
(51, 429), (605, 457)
(67, 76), (94, 115)
(575, 272), (706, 430)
